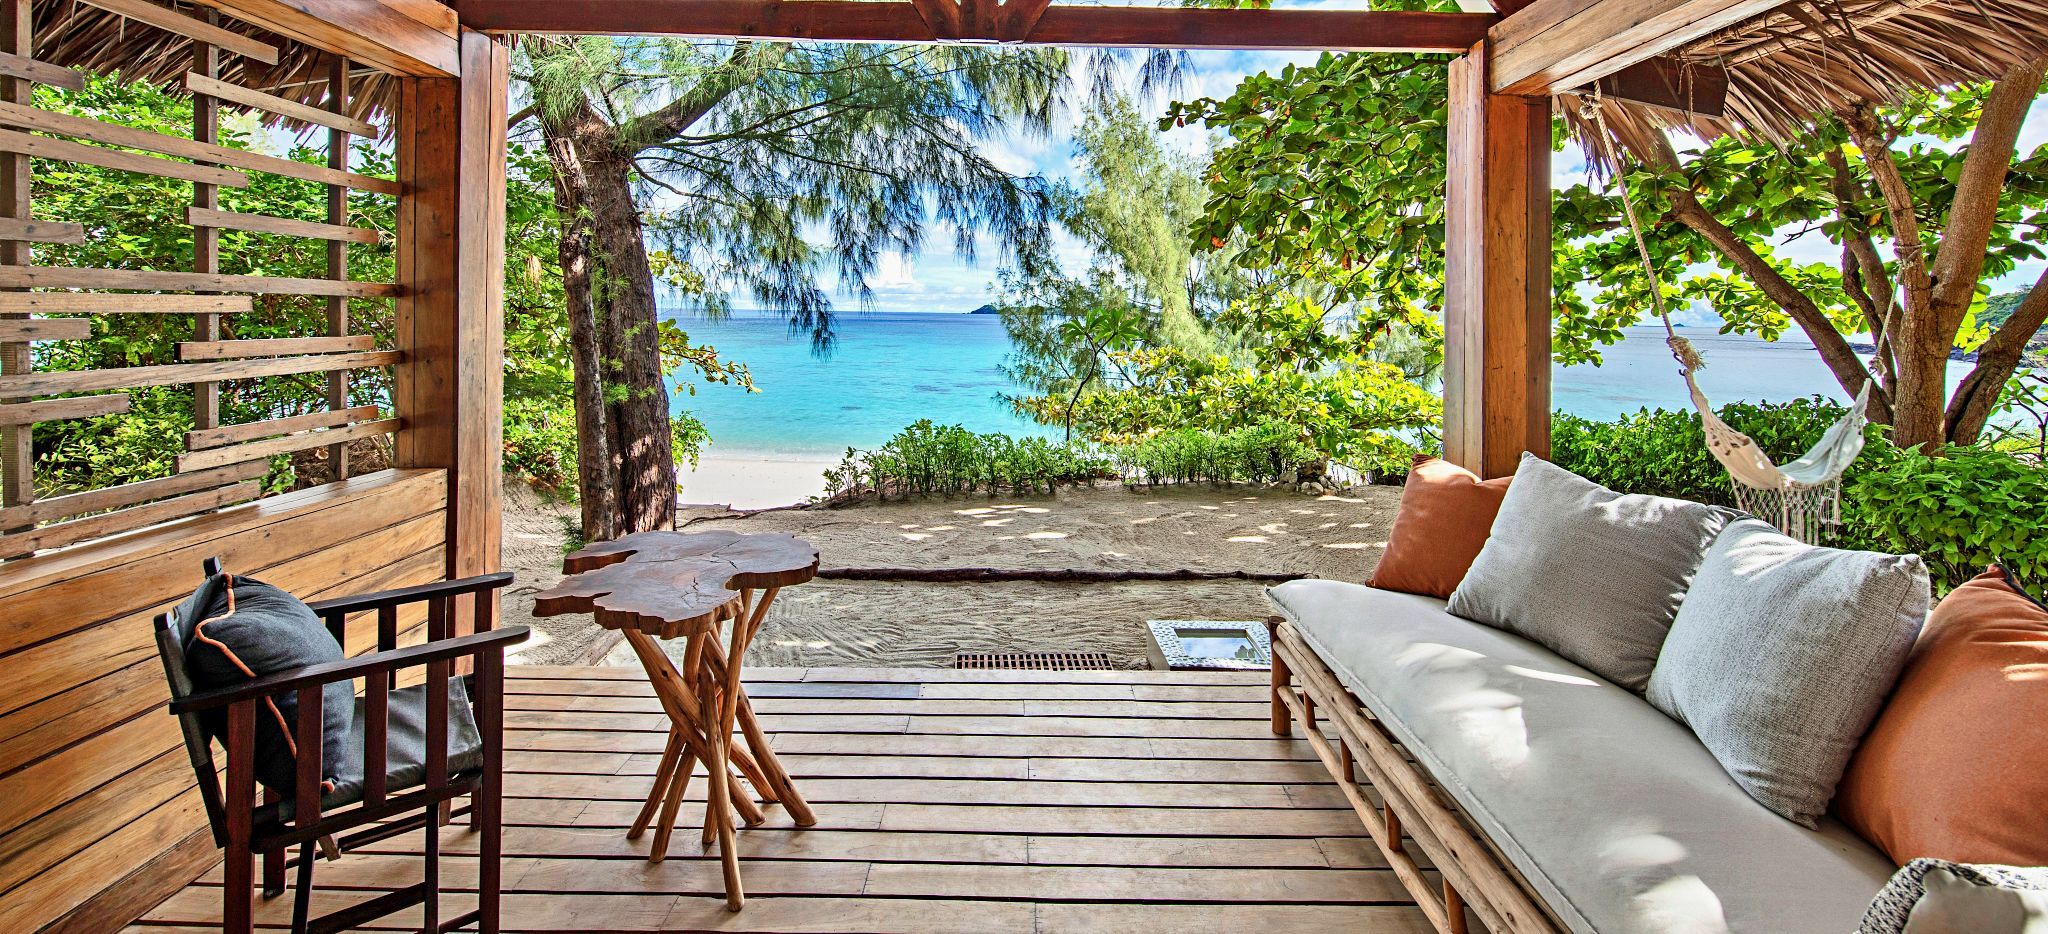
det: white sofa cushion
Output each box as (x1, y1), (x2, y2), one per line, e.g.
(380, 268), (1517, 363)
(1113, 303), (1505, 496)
(1270, 578), (1894, 934)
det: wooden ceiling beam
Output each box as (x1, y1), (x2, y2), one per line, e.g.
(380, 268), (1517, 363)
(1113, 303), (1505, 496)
(187, 0), (460, 76)
(450, 1), (1495, 53)
(1489, 0), (1783, 94)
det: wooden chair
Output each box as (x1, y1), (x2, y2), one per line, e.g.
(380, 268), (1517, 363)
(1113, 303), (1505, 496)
(154, 559), (524, 934)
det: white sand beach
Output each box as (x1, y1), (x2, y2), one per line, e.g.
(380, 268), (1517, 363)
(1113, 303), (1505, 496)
(678, 454), (837, 509)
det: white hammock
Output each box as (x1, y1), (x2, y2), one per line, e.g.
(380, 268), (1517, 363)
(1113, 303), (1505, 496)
(1590, 97), (1872, 543)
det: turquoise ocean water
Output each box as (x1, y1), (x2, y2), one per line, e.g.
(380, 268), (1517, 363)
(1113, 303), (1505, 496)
(668, 310), (1945, 459)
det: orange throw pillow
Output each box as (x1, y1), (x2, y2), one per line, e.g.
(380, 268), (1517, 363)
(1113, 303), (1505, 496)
(1834, 565), (2048, 866)
(1367, 456), (1510, 599)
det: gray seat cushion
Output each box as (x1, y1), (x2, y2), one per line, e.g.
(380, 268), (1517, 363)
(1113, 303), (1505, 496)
(1271, 578), (1894, 934)
(1647, 518), (1929, 827)
(259, 676), (483, 827)
(1447, 454), (1734, 692)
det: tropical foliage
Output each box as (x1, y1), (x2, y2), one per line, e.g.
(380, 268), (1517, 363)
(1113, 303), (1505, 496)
(998, 94), (1441, 474)
(1177, 51), (2048, 451)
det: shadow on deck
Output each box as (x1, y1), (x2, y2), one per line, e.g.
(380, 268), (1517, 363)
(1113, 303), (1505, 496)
(131, 666), (1431, 933)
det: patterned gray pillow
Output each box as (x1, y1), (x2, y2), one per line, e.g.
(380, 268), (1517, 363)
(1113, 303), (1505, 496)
(1647, 518), (1928, 826)
(1859, 859), (2048, 934)
(1446, 453), (1734, 691)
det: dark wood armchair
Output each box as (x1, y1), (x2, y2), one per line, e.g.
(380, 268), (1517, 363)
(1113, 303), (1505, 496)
(154, 559), (525, 934)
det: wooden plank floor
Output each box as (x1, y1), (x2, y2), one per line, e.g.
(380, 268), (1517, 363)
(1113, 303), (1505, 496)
(131, 666), (1431, 933)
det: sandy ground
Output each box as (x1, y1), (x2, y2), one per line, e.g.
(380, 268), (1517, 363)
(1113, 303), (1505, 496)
(500, 476), (1403, 669)
(679, 455), (836, 509)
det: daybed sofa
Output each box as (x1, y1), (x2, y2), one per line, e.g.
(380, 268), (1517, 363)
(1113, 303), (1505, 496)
(1268, 580), (1894, 933)
(1264, 453), (2047, 934)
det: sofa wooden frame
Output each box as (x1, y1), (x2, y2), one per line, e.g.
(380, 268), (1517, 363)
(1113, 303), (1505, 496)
(1267, 616), (1565, 934)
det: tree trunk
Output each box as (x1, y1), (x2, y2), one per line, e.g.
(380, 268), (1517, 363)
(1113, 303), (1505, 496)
(543, 131), (620, 542)
(581, 149), (678, 532)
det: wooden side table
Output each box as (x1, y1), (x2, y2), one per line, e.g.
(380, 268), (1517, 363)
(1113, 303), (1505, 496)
(531, 530), (821, 911)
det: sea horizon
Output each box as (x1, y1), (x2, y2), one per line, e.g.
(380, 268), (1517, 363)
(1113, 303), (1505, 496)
(664, 308), (1957, 462)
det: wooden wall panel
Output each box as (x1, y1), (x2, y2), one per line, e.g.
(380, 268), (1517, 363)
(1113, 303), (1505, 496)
(1443, 44), (1552, 479)
(0, 468), (449, 933)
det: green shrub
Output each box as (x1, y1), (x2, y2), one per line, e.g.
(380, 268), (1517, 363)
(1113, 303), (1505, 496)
(825, 420), (1111, 499)
(1109, 420), (1321, 486)
(1843, 445), (2048, 595)
(1551, 397), (1871, 506)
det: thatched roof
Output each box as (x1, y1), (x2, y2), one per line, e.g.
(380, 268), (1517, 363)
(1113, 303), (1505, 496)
(32, 0), (392, 133)
(1568, 0), (2048, 161)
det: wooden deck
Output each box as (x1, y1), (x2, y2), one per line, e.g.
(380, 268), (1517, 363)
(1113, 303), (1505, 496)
(129, 665), (1431, 933)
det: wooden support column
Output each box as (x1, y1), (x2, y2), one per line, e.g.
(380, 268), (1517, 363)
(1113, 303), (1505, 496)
(395, 30), (507, 627)
(0, 0), (29, 526)
(1443, 41), (1551, 479)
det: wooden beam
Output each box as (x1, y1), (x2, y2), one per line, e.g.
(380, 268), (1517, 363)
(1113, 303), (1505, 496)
(0, 480), (263, 558)
(185, 404), (380, 449)
(0, 459), (265, 528)
(187, 206), (380, 244)
(0, 318), (89, 341)
(187, 0), (459, 77)
(396, 30), (506, 621)
(176, 416), (400, 472)
(0, 128), (248, 188)
(0, 100), (400, 195)
(0, 293), (252, 314)
(177, 335), (376, 360)
(0, 349), (399, 396)
(1443, 44), (1551, 479)
(1489, 0), (1780, 94)
(0, 265), (399, 298)
(184, 73), (379, 137)
(450, 1), (1496, 52)
(77, 0), (280, 65)
(0, 217), (83, 244)
(1587, 57), (1727, 117)
(0, 51), (82, 91)
(0, 393), (128, 426)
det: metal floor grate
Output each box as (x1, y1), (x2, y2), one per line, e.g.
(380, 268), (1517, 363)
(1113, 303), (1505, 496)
(955, 651), (1117, 671)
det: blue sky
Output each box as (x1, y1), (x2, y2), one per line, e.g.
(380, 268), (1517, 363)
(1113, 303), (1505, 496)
(829, 53), (2048, 321)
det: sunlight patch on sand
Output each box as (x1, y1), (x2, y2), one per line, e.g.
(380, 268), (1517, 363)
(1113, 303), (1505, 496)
(1228, 535), (1270, 544)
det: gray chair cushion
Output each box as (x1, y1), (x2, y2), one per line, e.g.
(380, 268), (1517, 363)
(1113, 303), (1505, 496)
(1447, 454), (1734, 691)
(1270, 578), (1894, 934)
(1858, 860), (2048, 934)
(260, 676), (483, 826)
(1647, 518), (1928, 827)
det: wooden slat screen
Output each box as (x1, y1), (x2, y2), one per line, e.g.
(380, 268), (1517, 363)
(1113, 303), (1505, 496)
(0, 0), (409, 561)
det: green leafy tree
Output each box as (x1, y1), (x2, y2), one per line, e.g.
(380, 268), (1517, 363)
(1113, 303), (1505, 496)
(519, 37), (1090, 538)
(1180, 52), (2048, 451)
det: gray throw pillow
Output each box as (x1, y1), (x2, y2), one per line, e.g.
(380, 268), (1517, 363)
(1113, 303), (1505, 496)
(1445, 453), (1734, 691)
(1647, 518), (1928, 826)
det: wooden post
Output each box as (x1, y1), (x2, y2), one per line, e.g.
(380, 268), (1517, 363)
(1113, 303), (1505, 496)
(1443, 41), (1551, 479)
(192, 13), (221, 432)
(325, 54), (352, 480)
(395, 31), (507, 630)
(0, 0), (30, 528)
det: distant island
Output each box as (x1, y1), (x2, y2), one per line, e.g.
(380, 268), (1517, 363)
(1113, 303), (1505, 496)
(969, 303), (1000, 315)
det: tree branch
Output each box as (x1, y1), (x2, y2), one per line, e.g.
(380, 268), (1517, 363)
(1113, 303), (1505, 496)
(1928, 57), (2048, 329)
(1947, 262), (2048, 442)
(1665, 188), (1891, 420)
(614, 42), (791, 156)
